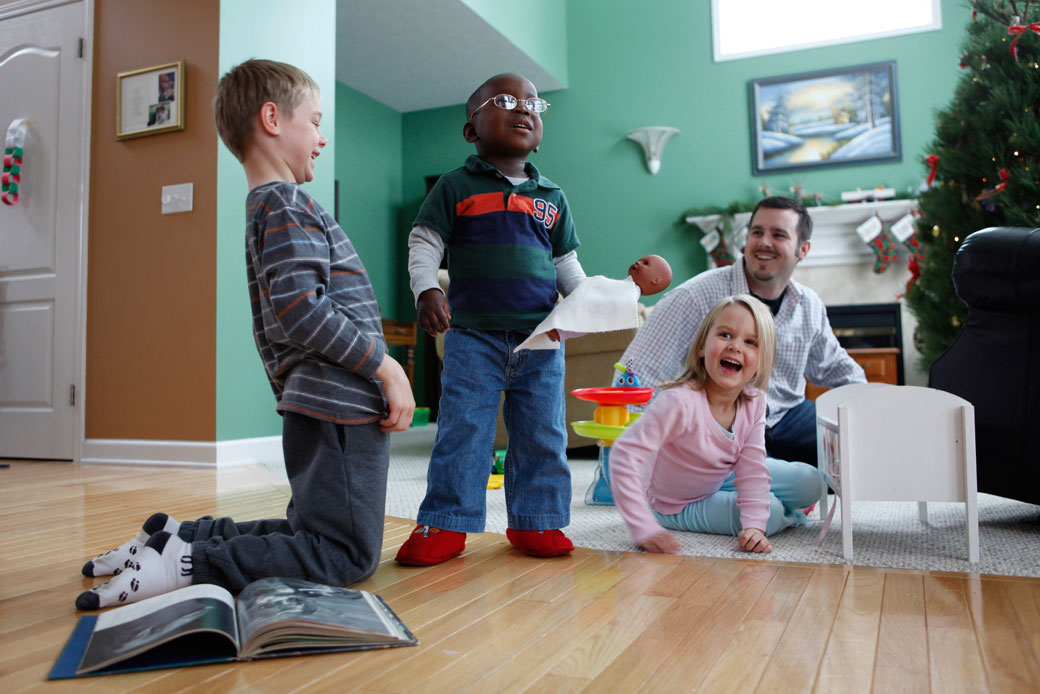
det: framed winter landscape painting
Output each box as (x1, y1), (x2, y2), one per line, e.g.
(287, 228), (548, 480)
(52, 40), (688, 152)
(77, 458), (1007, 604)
(748, 61), (901, 174)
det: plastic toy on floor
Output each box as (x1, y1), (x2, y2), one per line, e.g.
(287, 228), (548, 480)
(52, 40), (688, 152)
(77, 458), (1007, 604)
(569, 363), (654, 505)
(487, 449), (505, 489)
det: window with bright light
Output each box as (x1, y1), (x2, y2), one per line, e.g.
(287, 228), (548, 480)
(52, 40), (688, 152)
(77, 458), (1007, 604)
(712, 0), (942, 62)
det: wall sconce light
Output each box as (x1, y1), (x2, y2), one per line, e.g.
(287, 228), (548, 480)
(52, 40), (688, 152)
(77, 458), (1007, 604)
(626, 126), (679, 175)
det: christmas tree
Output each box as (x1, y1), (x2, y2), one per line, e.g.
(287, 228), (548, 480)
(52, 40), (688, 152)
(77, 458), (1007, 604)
(906, 0), (1040, 369)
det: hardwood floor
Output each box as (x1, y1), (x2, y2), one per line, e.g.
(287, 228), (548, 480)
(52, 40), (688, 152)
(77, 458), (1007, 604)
(2, 460), (1039, 693)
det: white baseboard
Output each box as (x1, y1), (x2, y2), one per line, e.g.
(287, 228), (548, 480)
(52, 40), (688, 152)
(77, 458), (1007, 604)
(81, 436), (283, 468)
(80, 425), (435, 468)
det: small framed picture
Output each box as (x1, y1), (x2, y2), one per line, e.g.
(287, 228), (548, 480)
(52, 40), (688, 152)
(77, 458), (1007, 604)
(116, 60), (185, 140)
(748, 60), (901, 175)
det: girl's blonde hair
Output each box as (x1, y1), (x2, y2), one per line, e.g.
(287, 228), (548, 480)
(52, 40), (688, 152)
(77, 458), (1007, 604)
(663, 294), (776, 399)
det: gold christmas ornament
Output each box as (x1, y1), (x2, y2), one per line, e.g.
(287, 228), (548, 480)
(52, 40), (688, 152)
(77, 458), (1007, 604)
(932, 225), (941, 237)
(952, 315), (961, 327)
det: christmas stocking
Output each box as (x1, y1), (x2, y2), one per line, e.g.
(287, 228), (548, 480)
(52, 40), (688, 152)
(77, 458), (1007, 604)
(700, 228), (735, 267)
(856, 215), (899, 274)
(890, 213), (925, 262)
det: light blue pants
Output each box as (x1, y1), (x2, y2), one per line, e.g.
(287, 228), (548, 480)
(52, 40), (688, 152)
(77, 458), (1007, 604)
(653, 458), (824, 537)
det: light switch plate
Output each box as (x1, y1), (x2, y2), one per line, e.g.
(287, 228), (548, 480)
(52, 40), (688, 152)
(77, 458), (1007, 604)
(161, 183), (194, 214)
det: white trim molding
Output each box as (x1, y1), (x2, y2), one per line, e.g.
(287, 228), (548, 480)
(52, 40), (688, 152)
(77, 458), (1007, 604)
(81, 436), (283, 468)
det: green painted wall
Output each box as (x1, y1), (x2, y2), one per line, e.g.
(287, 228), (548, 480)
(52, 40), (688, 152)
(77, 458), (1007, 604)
(402, 0), (970, 297)
(334, 82), (403, 319)
(460, 0), (568, 85)
(215, 0), (337, 441)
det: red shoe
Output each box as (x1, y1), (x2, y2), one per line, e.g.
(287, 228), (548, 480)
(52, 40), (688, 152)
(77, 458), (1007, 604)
(506, 528), (573, 557)
(395, 525), (466, 566)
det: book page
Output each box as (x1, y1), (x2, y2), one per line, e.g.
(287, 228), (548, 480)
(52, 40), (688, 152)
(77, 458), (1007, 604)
(95, 584), (232, 629)
(78, 585), (238, 674)
(236, 577), (410, 657)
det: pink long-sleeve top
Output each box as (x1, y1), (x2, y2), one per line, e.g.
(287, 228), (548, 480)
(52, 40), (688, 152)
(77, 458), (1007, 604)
(608, 384), (771, 547)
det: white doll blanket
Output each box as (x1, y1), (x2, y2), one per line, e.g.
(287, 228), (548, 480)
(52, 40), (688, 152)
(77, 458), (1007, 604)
(515, 275), (641, 351)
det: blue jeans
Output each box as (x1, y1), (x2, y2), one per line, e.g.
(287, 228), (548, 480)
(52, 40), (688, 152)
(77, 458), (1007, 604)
(653, 458), (824, 537)
(417, 327), (570, 533)
(766, 399), (818, 466)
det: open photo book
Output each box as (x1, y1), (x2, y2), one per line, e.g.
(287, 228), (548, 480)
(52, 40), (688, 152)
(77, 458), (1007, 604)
(49, 576), (417, 679)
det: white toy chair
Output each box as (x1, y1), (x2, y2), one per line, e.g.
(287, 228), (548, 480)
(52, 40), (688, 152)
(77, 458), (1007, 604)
(815, 384), (979, 563)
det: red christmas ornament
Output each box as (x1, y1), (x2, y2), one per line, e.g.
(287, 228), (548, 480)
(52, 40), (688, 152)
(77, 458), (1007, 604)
(926, 155), (940, 186)
(902, 254), (922, 298)
(1008, 23), (1040, 61)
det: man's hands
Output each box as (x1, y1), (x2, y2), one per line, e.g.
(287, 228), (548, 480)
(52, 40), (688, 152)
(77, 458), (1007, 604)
(417, 288), (451, 336)
(737, 527), (772, 553)
(640, 530), (680, 554)
(374, 355), (415, 433)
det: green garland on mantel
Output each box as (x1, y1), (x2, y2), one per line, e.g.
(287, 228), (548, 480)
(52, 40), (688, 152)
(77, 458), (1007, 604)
(679, 190), (919, 227)
(679, 199), (760, 225)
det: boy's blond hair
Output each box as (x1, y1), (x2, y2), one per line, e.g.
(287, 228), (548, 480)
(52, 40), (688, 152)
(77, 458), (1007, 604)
(213, 59), (319, 162)
(663, 294), (777, 400)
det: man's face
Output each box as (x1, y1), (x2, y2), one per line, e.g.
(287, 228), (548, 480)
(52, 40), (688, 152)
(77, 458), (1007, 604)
(743, 207), (809, 286)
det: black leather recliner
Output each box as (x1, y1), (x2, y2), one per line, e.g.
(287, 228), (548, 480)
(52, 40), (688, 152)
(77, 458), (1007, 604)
(929, 227), (1040, 505)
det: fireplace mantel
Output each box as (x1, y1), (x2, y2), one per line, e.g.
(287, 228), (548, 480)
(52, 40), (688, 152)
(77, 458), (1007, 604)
(685, 199), (918, 268)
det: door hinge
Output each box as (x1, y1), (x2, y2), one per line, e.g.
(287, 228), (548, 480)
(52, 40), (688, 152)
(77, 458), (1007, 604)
(78, 37), (84, 59)
(69, 384), (76, 407)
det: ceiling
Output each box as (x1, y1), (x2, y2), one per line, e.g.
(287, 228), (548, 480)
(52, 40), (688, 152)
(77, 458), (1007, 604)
(336, 0), (565, 113)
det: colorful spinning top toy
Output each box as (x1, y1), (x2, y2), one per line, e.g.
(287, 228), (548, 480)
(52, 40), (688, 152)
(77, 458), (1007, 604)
(570, 363), (654, 505)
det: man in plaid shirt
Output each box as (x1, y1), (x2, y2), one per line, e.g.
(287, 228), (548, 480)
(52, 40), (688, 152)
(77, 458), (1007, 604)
(620, 196), (865, 466)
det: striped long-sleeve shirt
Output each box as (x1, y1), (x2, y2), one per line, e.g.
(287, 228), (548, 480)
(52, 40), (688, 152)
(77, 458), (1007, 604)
(245, 182), (386, 424)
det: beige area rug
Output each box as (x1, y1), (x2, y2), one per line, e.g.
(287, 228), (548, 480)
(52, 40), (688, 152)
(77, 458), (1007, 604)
(268, 424), (1040, 577)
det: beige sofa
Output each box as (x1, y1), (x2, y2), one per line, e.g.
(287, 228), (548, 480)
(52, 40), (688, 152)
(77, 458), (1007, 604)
(433, 271), (650, 449)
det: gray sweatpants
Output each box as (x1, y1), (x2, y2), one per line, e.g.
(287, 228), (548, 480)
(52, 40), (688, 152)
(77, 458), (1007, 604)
(179, 412), (390, 592)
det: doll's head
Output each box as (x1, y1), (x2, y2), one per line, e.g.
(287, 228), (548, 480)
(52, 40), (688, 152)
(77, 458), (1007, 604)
(628, 255), (672, 296)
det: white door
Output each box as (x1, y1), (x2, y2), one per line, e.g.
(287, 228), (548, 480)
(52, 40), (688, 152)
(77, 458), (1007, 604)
(0, 0), (89, 460)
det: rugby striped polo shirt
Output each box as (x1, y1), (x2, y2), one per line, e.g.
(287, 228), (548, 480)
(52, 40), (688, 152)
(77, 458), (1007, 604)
(245, 182), (386, 424)
(415, 155), (580, 330)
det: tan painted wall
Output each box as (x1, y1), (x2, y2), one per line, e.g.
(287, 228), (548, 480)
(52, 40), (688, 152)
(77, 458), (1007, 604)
(85, 0), (219, 440)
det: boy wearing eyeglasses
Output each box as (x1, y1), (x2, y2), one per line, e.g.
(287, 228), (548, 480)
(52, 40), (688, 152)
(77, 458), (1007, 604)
(397, 73), (586, 565)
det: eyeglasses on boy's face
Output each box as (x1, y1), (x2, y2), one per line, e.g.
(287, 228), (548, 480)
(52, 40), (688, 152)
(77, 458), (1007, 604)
(470, 94), (550, 119)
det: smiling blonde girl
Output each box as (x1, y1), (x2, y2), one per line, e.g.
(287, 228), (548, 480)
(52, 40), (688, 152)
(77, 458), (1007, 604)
(610, 294), (824, 554)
